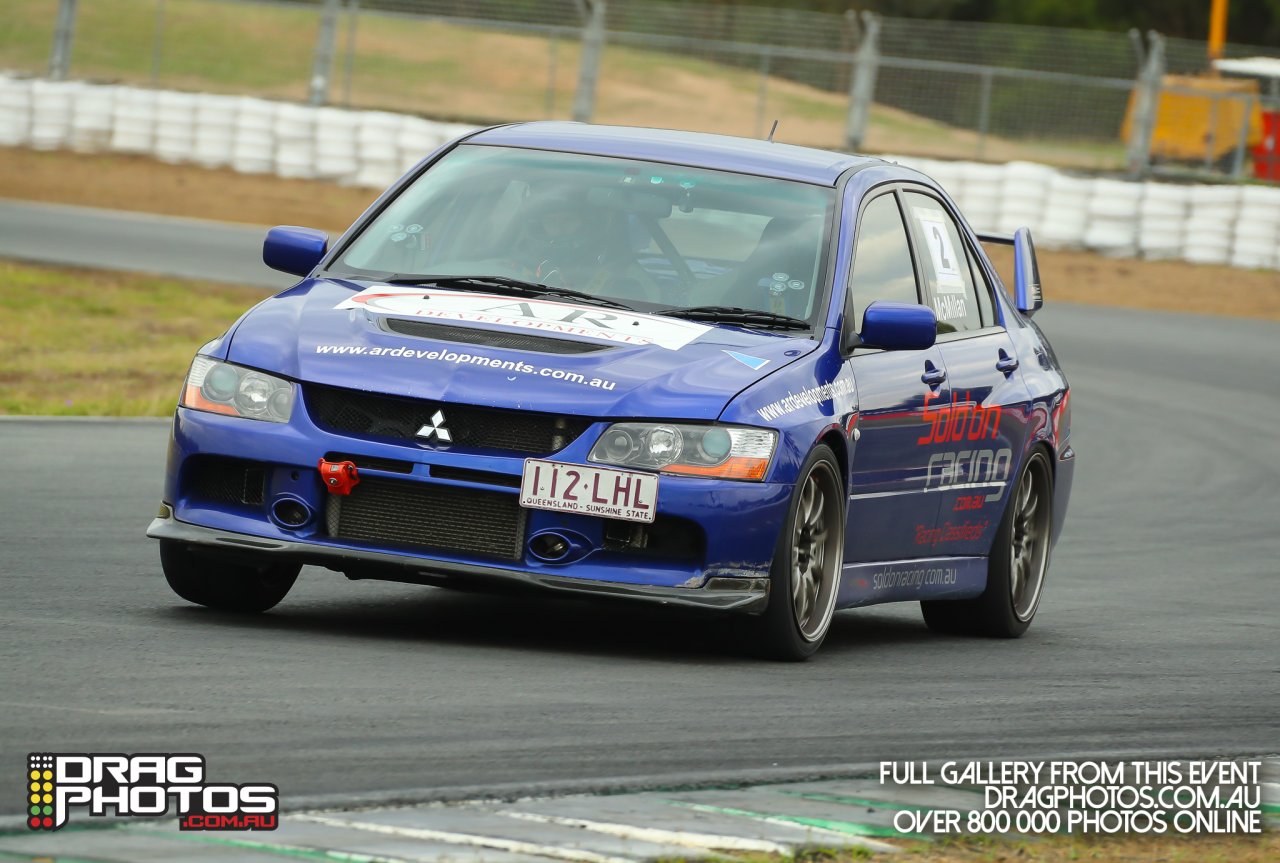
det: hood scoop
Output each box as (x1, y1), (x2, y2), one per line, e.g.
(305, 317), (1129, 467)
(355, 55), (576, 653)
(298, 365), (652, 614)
(381, 317), (612, 355)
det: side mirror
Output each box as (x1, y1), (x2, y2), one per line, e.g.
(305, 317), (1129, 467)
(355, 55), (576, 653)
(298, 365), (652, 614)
(1013, 227), (1043, 316)
(263, 226), (328, 277)
(857, 301), (937, 351)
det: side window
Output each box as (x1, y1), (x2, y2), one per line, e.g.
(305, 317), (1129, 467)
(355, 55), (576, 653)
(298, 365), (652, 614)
(903, 191), (984, 333)
(848, 193), (919, 330)
(966, 244), (996, 326)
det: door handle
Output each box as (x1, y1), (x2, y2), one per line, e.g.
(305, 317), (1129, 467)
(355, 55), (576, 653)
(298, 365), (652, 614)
(921, 363), (947, 387)
(996, 350), (1020, 374)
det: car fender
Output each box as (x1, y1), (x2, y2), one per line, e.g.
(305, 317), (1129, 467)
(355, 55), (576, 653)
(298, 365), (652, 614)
(718, 337), (857, 491)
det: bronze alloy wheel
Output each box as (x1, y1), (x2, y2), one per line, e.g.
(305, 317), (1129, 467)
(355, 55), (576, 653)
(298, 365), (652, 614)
(1009, 452), (1052, 621)
(748, 445), (845, 660)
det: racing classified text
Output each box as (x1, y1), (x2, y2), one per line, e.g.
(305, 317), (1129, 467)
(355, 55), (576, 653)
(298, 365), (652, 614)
(314, 344), (617, 390)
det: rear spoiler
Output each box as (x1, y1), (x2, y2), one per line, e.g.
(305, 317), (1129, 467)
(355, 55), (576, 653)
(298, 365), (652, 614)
(976, 227), (1042, 317)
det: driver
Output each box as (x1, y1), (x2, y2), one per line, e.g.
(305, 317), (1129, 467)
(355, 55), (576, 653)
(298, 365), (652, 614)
(512, 188), (607, 289)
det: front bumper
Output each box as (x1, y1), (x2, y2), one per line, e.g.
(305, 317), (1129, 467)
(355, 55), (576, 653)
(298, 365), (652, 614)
(147, 513), (770, 612)
(162, 400), (792, 592)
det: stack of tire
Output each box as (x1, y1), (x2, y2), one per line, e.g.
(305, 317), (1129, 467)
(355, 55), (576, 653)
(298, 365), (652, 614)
(1231, 186), (1280, 270)
(1038, 173), (1091, 248)
(1084, 178), (1142, 257)
(0, 74), (32, 147)
(1136, 183), (1189, 260)
(1183, 185), (1240, 265)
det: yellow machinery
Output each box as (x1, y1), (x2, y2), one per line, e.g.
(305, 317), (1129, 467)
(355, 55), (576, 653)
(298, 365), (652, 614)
(1123, 0), (1264, 164)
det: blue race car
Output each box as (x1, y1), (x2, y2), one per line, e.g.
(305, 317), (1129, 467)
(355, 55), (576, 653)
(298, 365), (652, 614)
(148, 123), (1073, 660)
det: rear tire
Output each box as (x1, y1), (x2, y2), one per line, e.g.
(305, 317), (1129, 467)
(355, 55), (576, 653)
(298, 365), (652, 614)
(160, 540), (299, 613)
(745, 445), (845, 661)
(921, 449), (1053, 638)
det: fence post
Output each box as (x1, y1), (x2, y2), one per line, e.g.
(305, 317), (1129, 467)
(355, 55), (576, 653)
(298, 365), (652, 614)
(1126, 30), (1165, 178)
(49, 0), (78, 81)
(844, 11), (880, 152)
(342, 0), (360, 108)
(308, 0), (343, 107)
(976, 68), (993, 159)
(572, 0), (606, 123)
(1231, 94), (1254, 178)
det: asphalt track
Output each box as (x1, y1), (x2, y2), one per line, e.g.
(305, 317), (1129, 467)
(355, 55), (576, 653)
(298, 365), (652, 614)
(2, 204), (1278, 817)
(0, 199), (292, 289)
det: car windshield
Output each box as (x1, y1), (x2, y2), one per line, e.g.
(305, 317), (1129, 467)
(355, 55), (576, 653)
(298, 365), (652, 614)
(330, 144), (836, 326)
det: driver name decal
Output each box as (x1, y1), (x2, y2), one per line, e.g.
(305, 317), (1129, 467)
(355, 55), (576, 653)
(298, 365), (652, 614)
(335, 286), (710, 350)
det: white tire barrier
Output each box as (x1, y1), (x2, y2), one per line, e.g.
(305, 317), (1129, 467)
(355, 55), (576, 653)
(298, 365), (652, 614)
(30, 80), (79, 151)
(997, 161), (1053, 235)
(153, 90), (196, 163)
(1, 76), (1276, 271)
(0, 76), (32, 146)
(1039, 174), (1091, 248)
(314, 106), (359, 181)
(275, 101), (317, 179)
(110, 87), (157, 154)
(192, 92), (237, 168)
(231, 96), (277, 174)
(69, 84), (114, 152)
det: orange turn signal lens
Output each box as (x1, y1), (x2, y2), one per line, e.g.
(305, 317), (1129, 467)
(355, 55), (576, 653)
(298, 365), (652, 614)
(662, 457), (770, 481)
(181, 383), (239, 417)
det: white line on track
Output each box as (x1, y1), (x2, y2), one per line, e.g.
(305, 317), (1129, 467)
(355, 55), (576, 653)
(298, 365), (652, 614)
(498, 810), (792, 854)
(294, 813), (638, 863)
(669, 802), (899, 853)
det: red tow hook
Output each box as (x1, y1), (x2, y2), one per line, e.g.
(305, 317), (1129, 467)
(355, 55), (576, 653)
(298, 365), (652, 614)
(318, 458), (360, 496)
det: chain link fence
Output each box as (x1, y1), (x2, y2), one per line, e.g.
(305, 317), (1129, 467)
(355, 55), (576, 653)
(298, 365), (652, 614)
(5, 0), (1279, 180)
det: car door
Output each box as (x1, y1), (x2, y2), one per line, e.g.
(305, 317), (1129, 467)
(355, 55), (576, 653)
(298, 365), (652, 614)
(843, 189), (948, 563)
(899, 188), (1032, 556)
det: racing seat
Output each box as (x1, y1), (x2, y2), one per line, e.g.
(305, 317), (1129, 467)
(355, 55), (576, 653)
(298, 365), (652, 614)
(726, 216), (823, 316)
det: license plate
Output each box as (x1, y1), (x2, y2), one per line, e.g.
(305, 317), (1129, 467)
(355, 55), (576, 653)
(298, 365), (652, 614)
(520, 459), (657, 523)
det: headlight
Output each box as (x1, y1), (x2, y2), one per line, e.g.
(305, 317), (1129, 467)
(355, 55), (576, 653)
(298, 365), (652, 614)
(588, 423), (777, 481)
(181, 356), (295, 423)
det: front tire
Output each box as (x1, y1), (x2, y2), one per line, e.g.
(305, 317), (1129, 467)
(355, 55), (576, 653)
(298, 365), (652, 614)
(160, 540), (300, 613)
(747, 445), (845, 661)
(922, 449), (1053, 637)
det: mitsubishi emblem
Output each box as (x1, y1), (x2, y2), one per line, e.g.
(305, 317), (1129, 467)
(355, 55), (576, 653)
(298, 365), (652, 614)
(415, 410), (452, 442)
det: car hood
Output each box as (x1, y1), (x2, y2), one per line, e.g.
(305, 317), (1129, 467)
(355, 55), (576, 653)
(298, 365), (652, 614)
(225, 279), (820, 420)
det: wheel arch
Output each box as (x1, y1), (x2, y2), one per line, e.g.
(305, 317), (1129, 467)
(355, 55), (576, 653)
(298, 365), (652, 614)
(815, 427), (850, 499)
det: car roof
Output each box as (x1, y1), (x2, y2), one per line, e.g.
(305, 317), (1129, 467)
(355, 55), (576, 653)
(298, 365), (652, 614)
(467, 122), (885, 186)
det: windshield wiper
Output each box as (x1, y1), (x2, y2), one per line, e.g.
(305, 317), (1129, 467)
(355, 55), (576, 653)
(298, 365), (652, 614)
(655, 305), (810, 331)
(380, 274), (635, 311)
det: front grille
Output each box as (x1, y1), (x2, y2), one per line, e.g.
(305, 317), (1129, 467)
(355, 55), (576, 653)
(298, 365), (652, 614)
(185, 456), (265, 508)
(383, 318), (609, 354)
(325, 477), (526, 560)
(306, 384), (591, 454)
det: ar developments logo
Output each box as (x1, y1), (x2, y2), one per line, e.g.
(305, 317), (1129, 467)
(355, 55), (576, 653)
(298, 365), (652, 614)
(25, 752), (278, 832)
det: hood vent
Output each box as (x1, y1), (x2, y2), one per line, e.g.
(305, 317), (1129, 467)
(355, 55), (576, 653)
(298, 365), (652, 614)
(383, 318), (610, 354)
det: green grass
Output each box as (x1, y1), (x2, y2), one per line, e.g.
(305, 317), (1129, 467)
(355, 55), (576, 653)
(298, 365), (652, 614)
(0, 258), (268, 416)
(0, 0), (1124, 167)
